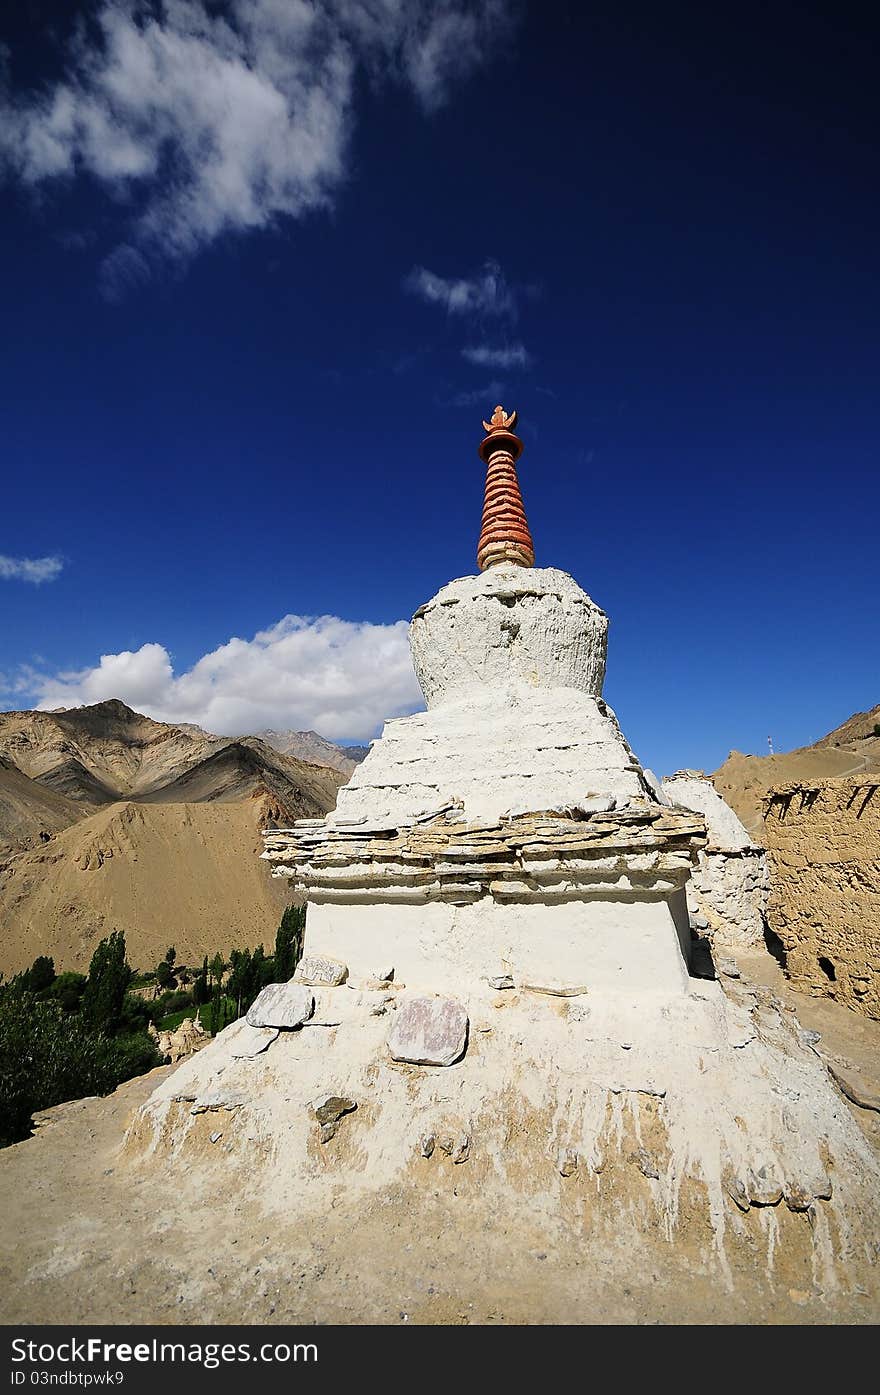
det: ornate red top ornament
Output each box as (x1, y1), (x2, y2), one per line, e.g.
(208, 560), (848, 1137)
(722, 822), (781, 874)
(476, 406), (535, 571)
(482, 405), (518, 434)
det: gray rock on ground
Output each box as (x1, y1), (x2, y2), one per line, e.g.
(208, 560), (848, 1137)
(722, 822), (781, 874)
(246, 981), (314, 1029)
(294, 954), (349, 987)
(311, 1094), (357, 1126)
(386, 995), (469, 1067)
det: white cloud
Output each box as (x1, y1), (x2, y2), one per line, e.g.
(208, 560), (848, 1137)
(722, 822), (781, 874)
(462, 342), (532, 369)
(0, 1), (519, 286)
(405, 259), (517, 319)
(28, 614), (423, 742)
(450, 379), (505, 408)
(0, 554), (64, 584)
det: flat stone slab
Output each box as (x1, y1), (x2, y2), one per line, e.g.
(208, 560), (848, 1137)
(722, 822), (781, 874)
(229, 1023), (280, 1058)
(190, 1089), (249, 1115)
(246, 982), (314, 1029)
(519, 980), (588, 997)
(748, 1166), (784, 1206)
(828, 1062), (880, 1113)
(294, 953), (349, 987)
(487, 974), (515, 990)
(387, 995), (468, 1067)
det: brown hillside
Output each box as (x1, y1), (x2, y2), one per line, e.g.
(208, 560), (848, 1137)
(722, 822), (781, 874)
(0, 700), (346, 972)
(0, 797), (294, 975)
(713, 703), (880, 836)
(138, 738), (342, 817)
(0, 755), (82, 851)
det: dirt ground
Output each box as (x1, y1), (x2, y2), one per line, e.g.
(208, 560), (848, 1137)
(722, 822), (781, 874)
(1, 955), (878, 1327)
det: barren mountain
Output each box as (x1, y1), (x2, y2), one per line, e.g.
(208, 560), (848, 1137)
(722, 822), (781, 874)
(0, 700), (344, 839)
(256, 728), (369, 775)
(0, 699), (214, 801)
(713, 703), (880, 836)
(0, 700), (346, 974)
(0, 754), (82, 851)
(0, 797), (293, 974)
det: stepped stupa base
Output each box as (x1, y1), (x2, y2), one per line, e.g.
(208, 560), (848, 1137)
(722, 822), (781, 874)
(127, 969), (880, 1294)
(264, 798), (706, 997)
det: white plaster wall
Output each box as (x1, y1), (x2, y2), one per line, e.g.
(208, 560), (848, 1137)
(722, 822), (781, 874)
(331, 687), (649, 825)
(410, 566), (608, 708)
(304, 894), (693, 998)
(662, 773), (755, 852)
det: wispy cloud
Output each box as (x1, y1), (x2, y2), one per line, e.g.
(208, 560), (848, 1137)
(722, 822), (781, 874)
(0, 555), (64, 584)
(462, 342), (532, 369)
(405, 260), (517, 319)
(450, 379), (505, 408)
(23, 614), (423, 742)
(0, 2), (521, 294)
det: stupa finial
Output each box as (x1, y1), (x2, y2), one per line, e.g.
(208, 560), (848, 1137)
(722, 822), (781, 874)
(482, 404), (517, 434)
(476, 405), (535, 571)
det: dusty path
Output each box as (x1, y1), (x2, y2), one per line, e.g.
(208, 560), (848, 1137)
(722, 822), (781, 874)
(1, 966), (879, 1327)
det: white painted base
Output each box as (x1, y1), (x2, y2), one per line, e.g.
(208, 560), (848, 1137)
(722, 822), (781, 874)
(305, 892), (693, 998)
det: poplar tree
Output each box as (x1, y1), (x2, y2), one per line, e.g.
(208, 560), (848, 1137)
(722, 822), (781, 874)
(81, 931), (132, 1033)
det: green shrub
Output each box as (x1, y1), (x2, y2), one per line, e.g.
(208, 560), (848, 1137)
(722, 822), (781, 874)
(147, 988), (193, 1023)
(105, 1032), (163, 1082)
(0, 982), (163, 1148)
(50, 972), (87, 1013)
(274, 904), (306, 981)
(118, 993), (153, 1033)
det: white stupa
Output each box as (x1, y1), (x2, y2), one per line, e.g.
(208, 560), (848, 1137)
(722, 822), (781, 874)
(132, 408), (880, 1299)
(264, 405), (704, 999)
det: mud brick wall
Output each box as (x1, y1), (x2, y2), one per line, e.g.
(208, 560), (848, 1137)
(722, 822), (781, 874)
(763, 777), (880, 1018)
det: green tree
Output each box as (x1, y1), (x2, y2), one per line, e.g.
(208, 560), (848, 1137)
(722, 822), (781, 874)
(228, 948), (252, 1017)
(25, 955), (56, 994)
(165, 947), (177, 968)
(208, 953), (227, 1036)
(81, 931), (132, 1034)
(119, 992), (153, 1033)
(250, 945), (269, 1000)
(155, 960), (174, 990)
(274, 904), (306, 982)
(0, 984), (162, 1148)
(192, 957), (209, 1007)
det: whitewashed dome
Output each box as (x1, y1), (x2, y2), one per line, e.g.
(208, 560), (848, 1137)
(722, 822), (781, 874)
(410, 564), (608, 709)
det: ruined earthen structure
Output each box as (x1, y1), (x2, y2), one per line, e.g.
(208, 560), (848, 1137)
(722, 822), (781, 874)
(131, 409), (880, 1299)
(148, 1014), (208, 1063)
(763, 776), (880, 1019)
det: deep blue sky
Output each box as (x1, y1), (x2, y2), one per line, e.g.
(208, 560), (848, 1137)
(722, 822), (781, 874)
(1, 0), (877, 773)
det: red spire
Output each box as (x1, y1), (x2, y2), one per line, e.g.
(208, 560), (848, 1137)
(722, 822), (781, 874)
(476, 406), (535, 571)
